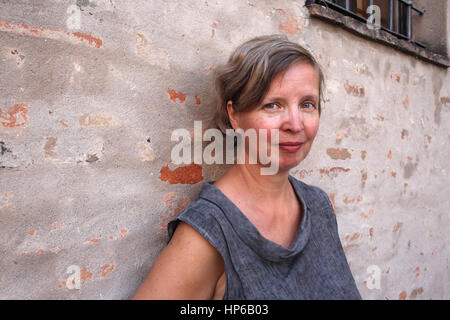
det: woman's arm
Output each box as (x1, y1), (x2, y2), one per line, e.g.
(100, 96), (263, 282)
(132, 221), (225, 300)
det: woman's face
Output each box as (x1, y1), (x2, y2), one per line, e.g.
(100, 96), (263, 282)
(228, 61), (320, 173)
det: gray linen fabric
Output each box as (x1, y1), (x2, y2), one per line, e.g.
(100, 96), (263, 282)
(167, 175), (362, 300)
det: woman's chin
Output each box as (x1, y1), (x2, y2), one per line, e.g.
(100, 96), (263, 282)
(277, 157), (304, 172)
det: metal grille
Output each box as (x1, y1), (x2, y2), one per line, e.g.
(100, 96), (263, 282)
(306, 0), (426, 48)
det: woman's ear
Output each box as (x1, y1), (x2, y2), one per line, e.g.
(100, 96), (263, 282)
(227, 100), (240, 130)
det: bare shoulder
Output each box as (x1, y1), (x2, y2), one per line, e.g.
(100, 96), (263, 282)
(132, 221), (224, 300)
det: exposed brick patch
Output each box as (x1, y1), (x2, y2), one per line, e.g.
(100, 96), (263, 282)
(292, 169), (314, 179)
(360, 169), (368, 188)
(409, 287), (424, 299)
(159, 192), (191, 234)
(361, 150), (367, 160)
(319, 167), (350, 178)
(79, 114), (114, 126)
(393, 222), (403, 233)
(399, 291), (407, 300)
(402, 95), (410, 109)
(168, 89), (187, 103)
(344, 81), (365, 97)
(440, 97), (450, 105)
(343, 195), (362, 204)
(401, 129), (409, 139)
(326, 148), (352, 160)
(44, 137), (57, 158)
(98, 261), (115, 278)
(72, 31), (102, 48)
(160, 163), (203, 184)
(0, 103), (29, 127)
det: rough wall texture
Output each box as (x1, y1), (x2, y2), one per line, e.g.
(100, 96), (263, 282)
(0, 0), (448, 300)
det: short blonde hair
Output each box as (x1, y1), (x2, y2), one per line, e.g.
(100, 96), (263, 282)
(213, 34), (325, 133)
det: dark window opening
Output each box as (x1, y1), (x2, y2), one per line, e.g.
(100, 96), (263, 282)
(306, 0), (426, 48)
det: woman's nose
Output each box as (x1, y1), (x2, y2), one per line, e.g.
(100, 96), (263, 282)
(281, 106), (304, 133)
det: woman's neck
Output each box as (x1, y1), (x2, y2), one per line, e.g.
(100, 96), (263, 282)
(215, 164), (294, 207)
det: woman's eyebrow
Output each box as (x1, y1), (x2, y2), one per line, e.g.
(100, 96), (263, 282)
(301, 94), (319, 101)
(263, 94), (319, 102)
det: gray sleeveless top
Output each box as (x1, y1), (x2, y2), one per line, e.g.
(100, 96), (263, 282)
(167, 175), (361, 300)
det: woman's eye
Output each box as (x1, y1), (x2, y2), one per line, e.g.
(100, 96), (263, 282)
(302, 102), (315, 110)
(264, 103), (279, 110)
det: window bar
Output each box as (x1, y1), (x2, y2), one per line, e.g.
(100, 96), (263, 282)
(407, 0), (412, 40)
(389, 0), (394, 31)
(399, 0), (424, 15)
(398, 0), (404, 36)
(345, 0), (349, 11)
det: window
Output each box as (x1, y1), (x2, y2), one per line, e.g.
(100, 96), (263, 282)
(306, 0), (426, 48)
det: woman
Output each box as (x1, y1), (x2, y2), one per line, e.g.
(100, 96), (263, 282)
(133, 35), (361, 300)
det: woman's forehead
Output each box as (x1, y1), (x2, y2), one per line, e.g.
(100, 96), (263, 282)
(264, 63), (320, 98)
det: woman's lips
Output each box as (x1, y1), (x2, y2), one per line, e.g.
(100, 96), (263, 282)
(279, 142), (302, 152)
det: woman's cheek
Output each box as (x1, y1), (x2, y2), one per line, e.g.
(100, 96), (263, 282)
(305, 116), (320, 140)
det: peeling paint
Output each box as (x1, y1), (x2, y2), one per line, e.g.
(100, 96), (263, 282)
(211, 22), (217, 38)
(135, 33), (169, 69)
(0, 19), (103, 48)
(344, 81), (365, 97)
(202, 65), (214, 72)
(0, 192), (15, 210)
(44, 137), (57, 159)
(359, 208), (374, 219)
(277, 9), (303, 35)
(50, 221), (65, 232)
(98, 261), (115, 278)
(137, 142), (155, 162)
(79, 114), (117, 126)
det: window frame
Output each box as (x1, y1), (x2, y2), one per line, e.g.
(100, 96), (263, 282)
(306, 0), (426, 48)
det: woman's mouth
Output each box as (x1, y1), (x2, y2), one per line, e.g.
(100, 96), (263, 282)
(278, 142), (302, 152)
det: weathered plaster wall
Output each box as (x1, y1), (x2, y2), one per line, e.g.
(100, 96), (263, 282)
(0, 0), (448, 299)
(414, 0), (448, 55)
